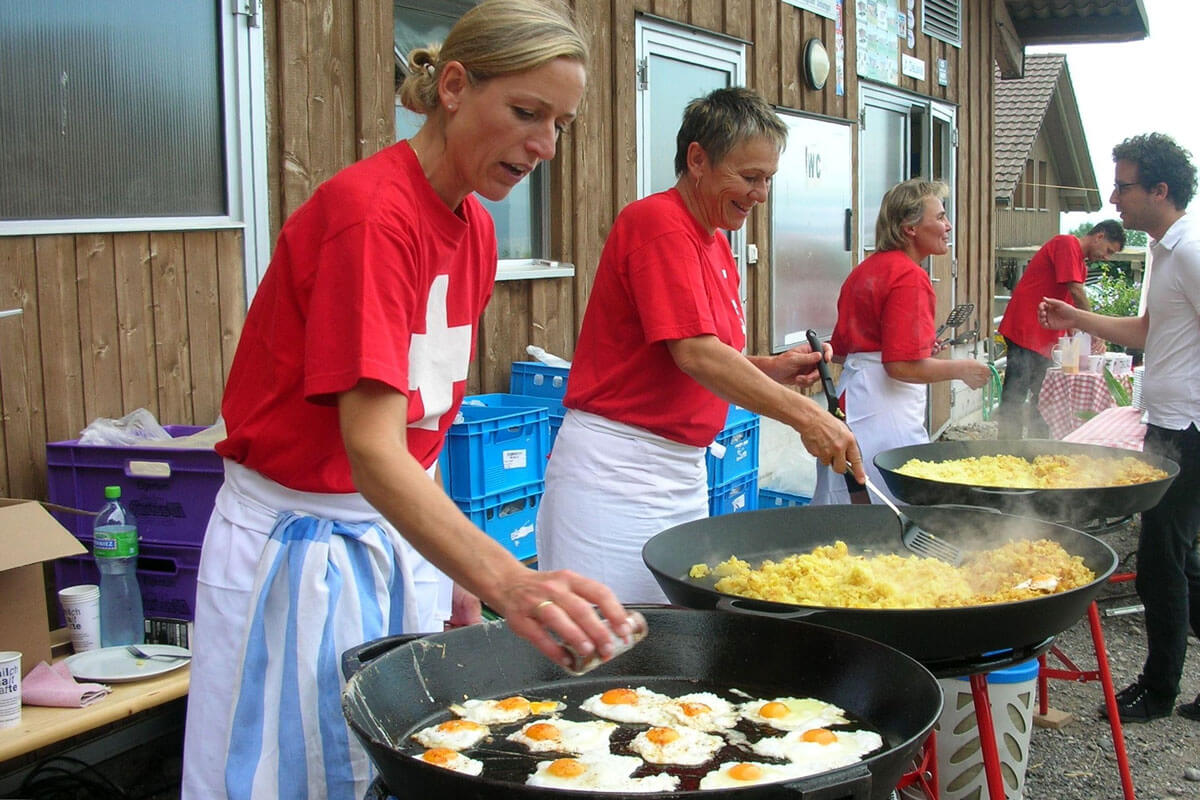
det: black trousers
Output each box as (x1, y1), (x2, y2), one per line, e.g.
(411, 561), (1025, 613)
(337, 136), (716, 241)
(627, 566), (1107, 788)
(995, 338), (1052, 440)
(1137, 422), (1200, 699)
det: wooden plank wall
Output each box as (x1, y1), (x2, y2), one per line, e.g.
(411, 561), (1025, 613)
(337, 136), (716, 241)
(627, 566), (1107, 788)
(0, 231), (244, 501)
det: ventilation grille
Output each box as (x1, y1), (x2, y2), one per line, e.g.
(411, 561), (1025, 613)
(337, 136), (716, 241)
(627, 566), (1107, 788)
(923, 0), (961, 47)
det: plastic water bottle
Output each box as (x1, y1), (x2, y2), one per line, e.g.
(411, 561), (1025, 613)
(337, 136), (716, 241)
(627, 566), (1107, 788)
(93, 485), (144, 646)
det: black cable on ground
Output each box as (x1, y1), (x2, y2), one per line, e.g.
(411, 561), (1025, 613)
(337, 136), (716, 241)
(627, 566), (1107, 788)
(16, 755), (132, 800)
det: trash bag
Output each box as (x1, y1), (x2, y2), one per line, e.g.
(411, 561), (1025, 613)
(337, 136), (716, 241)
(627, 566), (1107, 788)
(77, 408), (171, 446)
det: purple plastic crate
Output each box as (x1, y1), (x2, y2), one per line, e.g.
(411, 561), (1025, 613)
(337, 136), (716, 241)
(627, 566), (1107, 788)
(46, 425), (223, 548)
(54, 539), (201, 623)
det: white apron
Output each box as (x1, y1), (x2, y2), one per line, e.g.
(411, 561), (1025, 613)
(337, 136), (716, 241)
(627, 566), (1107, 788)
(536, 410), (708, 603)
(811, 352), (927, 506)
(180, 461), (451, 800)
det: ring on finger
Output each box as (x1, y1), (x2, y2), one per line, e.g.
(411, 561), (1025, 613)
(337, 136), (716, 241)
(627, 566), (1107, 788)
(533, 599), (555, 617)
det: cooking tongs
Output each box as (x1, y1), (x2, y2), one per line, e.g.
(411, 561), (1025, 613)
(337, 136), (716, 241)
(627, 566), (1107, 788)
(805, 330), (867, 504)
(935, 303), (975, 347)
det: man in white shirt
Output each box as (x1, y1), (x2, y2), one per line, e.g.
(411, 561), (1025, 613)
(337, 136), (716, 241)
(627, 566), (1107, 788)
(1040, 132), (1200, 723)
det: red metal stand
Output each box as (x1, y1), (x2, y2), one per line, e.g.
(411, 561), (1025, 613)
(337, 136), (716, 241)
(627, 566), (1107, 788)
(1037, 598), (1137, 800)
(895, 731), (939, 799)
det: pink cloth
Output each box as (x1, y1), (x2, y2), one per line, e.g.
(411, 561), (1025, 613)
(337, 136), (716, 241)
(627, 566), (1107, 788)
(22, 660), (111, 707)
(1061, 406), (1147, 452)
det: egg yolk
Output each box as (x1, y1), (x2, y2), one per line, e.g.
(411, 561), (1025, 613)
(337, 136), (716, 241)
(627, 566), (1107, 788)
(497, 696), (531, 712)
(680, 701), (711, 717)
(439, 719), (483, 732)
(421, 748), (458, 765)
(548, 758), (587, 778)
(801, 728), (838, 745)
(647, 727), (681, 745)
(524, 722), (562, 741)
(530, 700), (560, 714)
(728, 763), (765, 782)
(760, 701), (790, 719)
(600, 688), (639, 705)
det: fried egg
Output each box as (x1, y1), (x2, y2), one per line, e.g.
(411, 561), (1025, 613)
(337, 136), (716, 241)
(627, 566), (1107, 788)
(414, 747), (484, 776)
(699, 761), (806, 789)
(579, 686), (676, 725)
(628, 725), (725, 766)
(411, 718), (490, 750)
(663, 691), (740, 731)
(750, 727), (884, 770)
(738, 696), (850, 731)
(507, 719), (618, 754)
(449, 695), (564, 725)
(526, 753), (679, 792)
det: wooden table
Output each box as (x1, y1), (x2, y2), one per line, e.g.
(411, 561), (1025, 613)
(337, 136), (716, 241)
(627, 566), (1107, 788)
(0, 659), (188, 764)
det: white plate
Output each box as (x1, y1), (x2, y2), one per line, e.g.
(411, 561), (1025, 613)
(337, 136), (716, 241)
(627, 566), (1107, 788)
(65, 644), (191, 683)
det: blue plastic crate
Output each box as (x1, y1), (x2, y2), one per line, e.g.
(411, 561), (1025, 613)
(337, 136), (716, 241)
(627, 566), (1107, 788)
(456, 483), (541, 561)
(708, 471), (759, 516)
(706, 406), (760, 488)
(442, 405), (549, 501)
(509, 361), (570, 400)
(463, 393), (566, 450)
(46, 425), (224, 548)
(758, 488), (812, 508)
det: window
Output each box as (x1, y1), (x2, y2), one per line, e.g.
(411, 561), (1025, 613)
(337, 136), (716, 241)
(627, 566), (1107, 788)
(922, 0), (961, 48)
(635, 17), (746, 295)
(395, 1), (561, 276)
(1038, 160), (1048, 210)
(0, 0), (269, 291)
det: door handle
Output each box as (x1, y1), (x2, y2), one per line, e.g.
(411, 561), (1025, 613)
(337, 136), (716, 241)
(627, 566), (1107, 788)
(843, 208), (852, 251)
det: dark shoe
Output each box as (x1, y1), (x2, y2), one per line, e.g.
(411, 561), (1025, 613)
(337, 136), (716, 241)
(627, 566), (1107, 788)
(1102, 681), (1173, 723)
(1178, 695), (1200, 721)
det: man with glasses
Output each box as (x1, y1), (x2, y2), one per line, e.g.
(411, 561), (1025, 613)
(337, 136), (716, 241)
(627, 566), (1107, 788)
(1040, 132), (1200, 723)
(995, 219), (1125, 439)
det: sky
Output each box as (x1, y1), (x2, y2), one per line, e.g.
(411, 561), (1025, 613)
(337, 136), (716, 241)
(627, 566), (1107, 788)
(1027, 0), (1200, 234)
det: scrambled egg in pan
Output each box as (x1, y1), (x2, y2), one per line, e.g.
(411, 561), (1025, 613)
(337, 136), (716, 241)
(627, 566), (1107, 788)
(895, 454), (1166, 489)
(689, 539), (1095, 609)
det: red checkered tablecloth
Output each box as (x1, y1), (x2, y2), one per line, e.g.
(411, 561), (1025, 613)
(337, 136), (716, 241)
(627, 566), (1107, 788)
(1037, 368), (1133, 440)
(1060, 406), (1146, 451)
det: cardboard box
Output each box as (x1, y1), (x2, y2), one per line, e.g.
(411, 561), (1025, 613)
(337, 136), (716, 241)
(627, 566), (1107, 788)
(0, 499), (88, 675)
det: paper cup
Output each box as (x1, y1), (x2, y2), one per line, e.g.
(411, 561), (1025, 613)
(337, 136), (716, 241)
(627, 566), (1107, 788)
(1088, 354), (1105, 373)
(0, 651), (20, 729)
(59, 584), (102, 653)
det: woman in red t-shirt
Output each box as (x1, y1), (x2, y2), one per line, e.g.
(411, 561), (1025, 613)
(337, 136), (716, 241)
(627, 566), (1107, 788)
(811, 179), (992, 507)
(536, 88), (862, 603)
(183, 4), (636, 800)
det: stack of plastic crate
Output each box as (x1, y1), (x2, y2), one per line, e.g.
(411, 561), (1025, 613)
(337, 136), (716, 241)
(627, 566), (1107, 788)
(46, 426), (224, 627)
(706, 406), (760, 516)
(440, 394), (551, 562)
(507, 361), (569, 449)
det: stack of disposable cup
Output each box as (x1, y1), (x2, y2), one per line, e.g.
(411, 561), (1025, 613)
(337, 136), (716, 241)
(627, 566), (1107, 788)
(59, 584), (102, 653)
(1132, 366), (1144, 410)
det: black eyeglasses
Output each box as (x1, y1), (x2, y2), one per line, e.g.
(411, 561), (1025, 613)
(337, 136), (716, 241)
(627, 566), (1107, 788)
(1113, 181), (1140, 194)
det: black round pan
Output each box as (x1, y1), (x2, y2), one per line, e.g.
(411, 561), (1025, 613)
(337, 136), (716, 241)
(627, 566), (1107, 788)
(873, 439), (1178, 521)
(643, 504), (1116, 671)
(342, 607), (941, 800)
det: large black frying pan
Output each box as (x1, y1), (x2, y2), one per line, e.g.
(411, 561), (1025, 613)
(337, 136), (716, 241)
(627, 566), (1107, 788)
(342, 607), (941, 800)
(643, 504), (1116, 673)
(874, 439), (1178, 522)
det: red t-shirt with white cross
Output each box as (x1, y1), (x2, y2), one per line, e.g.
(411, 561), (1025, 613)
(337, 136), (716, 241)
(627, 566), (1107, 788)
(564, 189), (746, 446)
(216, 141), (496, 493)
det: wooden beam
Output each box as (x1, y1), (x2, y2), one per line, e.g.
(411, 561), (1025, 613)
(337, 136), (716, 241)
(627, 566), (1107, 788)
(993, 0), (1024, 79)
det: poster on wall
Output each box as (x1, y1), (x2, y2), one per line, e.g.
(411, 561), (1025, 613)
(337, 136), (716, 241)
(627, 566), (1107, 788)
(781, 0), (838, 20)
(856, 0), (899, 85)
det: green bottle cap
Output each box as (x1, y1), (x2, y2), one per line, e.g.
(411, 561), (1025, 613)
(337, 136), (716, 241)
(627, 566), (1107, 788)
(104, 485), (121, 500)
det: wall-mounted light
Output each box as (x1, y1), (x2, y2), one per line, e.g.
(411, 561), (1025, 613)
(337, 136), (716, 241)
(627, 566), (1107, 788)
(802, 38), (830, 91)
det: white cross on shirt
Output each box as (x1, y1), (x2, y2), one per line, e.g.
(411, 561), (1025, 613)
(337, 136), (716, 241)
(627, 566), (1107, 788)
(408, 274), (472, 430)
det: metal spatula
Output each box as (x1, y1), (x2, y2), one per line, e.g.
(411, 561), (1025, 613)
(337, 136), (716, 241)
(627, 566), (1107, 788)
(935, 303), (975, 346)
(863, 476), (963, 565)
